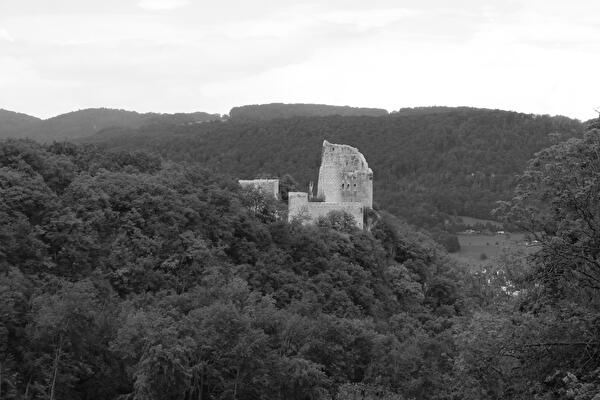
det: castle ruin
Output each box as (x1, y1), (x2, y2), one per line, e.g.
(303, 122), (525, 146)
(288, 140), (373, 228)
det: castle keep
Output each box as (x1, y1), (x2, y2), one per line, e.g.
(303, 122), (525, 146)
(288, 140), (373, 228)
(316, 140), (373, 208)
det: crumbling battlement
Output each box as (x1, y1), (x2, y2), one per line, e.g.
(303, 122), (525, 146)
(317, 140), (373, 207)
(238, 179), (279, 200)
(288, 192), (364, 228)
(239, 141), (372, 228)
(288, 140), (373, 229)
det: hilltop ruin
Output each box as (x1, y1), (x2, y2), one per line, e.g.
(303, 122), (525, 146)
(288, 140), (373, 228)
(239, 140), (373, 228)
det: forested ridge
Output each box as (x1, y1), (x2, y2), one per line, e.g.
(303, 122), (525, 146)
(0, 110), (41, 139)
(0, 139), (472, 399)
(4, 122), (600, 399)
(88, 107), (583, 230)
(0, 108), (222, 141)
(228, 103), (388, 121)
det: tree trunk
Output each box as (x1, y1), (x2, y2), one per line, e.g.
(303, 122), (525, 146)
(49, 339), (62, 400)
(198, 368), (203, 400)
(233, 367), (240, 400)
(25, 377), (31, 400)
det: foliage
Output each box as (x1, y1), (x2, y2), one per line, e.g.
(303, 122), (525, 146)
(0, 108), (221, 141)
(86, 107), (583, 234)
(498, 130), (600, 304)
(0, 139), (470, 400)
(5, 123), (600, 400)
(471, 128), (600, 399)
(229, 103), (387, 122)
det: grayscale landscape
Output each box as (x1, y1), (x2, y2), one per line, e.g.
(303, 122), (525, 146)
(1, 1), (600, 400)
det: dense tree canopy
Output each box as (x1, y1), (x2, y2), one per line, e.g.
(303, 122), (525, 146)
(499, 129), (600, 303)
(0, 108), (222, 141)
(477, 128), (600, 399)
(0, 140), (474, 400)
(88, 107), (583, 232)
(228, 103), (388, 121)
(4, 122), (600, 399)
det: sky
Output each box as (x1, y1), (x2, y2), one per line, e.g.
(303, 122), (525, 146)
(0, 0), (599, 120)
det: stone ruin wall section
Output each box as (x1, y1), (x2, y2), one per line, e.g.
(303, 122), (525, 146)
(317, 141), (373, 208)
(288, 191), (364, 229)
(304, 202), (364, 229)
(288, 192), (310, 221)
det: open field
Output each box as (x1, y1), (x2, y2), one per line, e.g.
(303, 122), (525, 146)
(450, 232), (538, 268)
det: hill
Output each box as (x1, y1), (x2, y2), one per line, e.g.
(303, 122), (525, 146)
(0, 109), (42, 137)
(0, 139), (471, 400)
(4, 128), (600, 400)
(0, 108), (222, 141)
(87, 107), (584, 231)
(229, 102), (388, 121)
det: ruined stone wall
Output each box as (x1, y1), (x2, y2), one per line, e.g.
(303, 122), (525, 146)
(306, 202), (364, 229)
(288, 192), (310, 220)
(238, 179), (279, 199)
(316, 140), (373, 208)
(287, 140), (372, 229)
(287, 192), (364, 229)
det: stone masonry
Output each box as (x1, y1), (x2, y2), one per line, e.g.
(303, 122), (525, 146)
(288, 140), (373, 228)
(317, 140), (373, 207)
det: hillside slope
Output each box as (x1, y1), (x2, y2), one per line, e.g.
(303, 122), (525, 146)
(0, 139), (470, 400)
(0, 108), (221, 141)
(0, 109), (42, 138)
(87, 107), (584, 228)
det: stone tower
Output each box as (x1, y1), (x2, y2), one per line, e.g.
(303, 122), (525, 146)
(316, 140), (373, 208)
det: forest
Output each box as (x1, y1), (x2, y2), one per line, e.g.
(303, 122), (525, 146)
(3, 116), (600, 399)
(87, 107), (584, 240)
(0, 108), (222, 142)
(228, 104), (388, 121)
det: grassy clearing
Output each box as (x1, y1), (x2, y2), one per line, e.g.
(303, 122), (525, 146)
(450, 232), (537, 268)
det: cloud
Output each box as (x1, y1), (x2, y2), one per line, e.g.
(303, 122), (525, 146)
(319, 8), (420, 32)
(137, 0), (190, 11)
(0, 0), (599, 120)
(0, 28), (14, 42)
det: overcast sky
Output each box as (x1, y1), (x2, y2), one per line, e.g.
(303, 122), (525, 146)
(0, 0), (599, 120)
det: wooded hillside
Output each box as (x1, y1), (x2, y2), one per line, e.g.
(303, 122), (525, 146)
(89, 107), (583, 230)
(0, 108), (222, 141)
(228, 103), (388, 121)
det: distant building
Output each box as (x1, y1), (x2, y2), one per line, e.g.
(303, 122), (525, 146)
(238, 179), (279, 200)
(288, 140), (373, 229)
